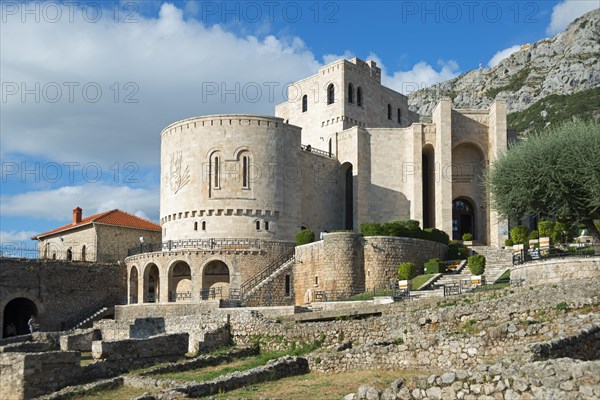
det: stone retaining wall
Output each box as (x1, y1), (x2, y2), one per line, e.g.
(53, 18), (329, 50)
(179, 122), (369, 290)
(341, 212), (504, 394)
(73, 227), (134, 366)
(511, 256), (600, 285)
(92, 333), (188, 361)
(347, 358), (600, 400)
(60, 329), (101, 352)
(528, 324), (600, 362)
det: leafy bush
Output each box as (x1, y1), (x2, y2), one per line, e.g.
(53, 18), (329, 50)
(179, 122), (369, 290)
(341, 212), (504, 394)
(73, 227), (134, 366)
(538, 220), (554, 237)
(447, 240), (468, 260)
(397, 262), (417, 280)
(360, 222), (385, 236)
(424, 258), (447, 274)
(528, 230), (539, 240)
(505, 239), (514, 247)
(360, 220), (450, 246)
(510, 226), (529, 245)
(423, 228), (450, 246)
(295, 229), (315, 246)
(467, 254), (486, 275)
(552, 222), (573, 245)
(462, 233), (473, 241)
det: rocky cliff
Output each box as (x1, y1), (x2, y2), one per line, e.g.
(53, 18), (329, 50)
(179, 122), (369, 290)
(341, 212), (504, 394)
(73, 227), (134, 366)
(408, 9), (600, 121)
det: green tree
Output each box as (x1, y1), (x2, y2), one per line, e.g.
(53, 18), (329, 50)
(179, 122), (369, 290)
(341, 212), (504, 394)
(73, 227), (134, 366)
(295, 229), (315, 246)
(487, 120), (600, 244)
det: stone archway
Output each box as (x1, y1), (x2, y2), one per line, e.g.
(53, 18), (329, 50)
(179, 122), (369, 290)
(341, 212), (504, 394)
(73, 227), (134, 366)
(129, 266), (139, 304)
(202, 260), (230, 300)
(168, 261), (192, 302)
(143, 263), (160, 303)
(3, 298), (37, 337)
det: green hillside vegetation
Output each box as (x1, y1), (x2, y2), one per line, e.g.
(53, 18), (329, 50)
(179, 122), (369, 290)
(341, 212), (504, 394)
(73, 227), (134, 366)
(485, 68), (531, 99)
(507, 87), (600, 135)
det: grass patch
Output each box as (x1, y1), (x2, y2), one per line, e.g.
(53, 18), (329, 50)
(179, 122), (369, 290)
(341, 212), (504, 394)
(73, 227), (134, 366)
(156, 351), (288, 382)
(346, 289), (393, 301)
(203, 369), (428, 400)
(495, 269), (511, 284)
(80, 352), (94, 367)
(412, 274), (436, 290)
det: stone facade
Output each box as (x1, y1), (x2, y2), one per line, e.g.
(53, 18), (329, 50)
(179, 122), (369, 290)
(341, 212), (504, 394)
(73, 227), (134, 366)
(0, 258), (126, 338)
(126, 56), (508, 307)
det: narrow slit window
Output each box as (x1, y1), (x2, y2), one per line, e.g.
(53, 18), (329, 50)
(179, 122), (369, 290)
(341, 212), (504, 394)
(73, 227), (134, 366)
(265, 221), (269, 231)
(214, 156), (220, 188)
(255, 220), (260, 230)
(302, 95), (308, 112)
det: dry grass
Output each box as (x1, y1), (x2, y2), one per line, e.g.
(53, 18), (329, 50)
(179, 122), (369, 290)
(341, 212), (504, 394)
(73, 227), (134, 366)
(203, 369), (427, 400)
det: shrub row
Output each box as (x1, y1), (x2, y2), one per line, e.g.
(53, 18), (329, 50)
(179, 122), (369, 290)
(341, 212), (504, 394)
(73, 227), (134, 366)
(360, 220), (450, 246)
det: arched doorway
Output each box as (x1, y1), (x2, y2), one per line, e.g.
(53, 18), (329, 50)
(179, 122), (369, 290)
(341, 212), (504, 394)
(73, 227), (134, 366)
(168, 261), (192, 302)
(3, 298), (38, 337)
(202, 260), (230, 300)
(452, 198), (475, 241)
(144, 263), (160, 303)
(129, 266), (139, 304)
(342, 163), (354, 230)
(422, 145), (436, 228)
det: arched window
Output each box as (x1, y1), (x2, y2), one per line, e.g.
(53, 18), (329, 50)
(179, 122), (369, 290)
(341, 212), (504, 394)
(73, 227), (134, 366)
(202, 221), (206, 231)
(302, 95), (308, 112)
(356, 87), (363, 107)
(213, 156), (220, 188)
(327, 84), (334, 105)
(81, 245), (86, 261)
(328, 138), (332, 156)
(255, 220), (261, 230)
(397, 108), (401, 124)
(387, 104), (392, 120)
(348, 83), (354, 103)
(265, 221), (269, 231)
(242, 154), (250, 189)
(194, 221), (198, 231)
(66, 248), (72, 261)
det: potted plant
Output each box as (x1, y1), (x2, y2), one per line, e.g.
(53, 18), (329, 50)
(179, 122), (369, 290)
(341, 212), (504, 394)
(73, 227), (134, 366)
(462, 232), (474, 246)
(468, 254), (486, 286)
(397, 262), (417, 290)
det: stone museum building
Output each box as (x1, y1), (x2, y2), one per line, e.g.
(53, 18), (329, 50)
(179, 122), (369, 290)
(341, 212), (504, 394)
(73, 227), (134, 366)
(125, 57), (508, 306)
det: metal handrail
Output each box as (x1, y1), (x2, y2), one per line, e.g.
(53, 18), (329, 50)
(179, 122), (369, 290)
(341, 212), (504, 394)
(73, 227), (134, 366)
(162, 238), (261, 252)
(240, 249), (295, 297)
(61, 295), (119, 330)
(301, 144), (335, 159)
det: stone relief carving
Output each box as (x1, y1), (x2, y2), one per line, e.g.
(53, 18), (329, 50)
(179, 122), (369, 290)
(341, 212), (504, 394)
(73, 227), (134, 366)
(169, 151), (191, 194)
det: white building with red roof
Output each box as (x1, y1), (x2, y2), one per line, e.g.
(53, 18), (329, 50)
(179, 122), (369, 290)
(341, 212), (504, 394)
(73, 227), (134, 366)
(32, 207), (162, 263)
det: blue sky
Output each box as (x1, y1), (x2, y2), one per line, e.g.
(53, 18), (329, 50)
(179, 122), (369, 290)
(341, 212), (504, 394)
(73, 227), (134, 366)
(1, 0), (598, 254)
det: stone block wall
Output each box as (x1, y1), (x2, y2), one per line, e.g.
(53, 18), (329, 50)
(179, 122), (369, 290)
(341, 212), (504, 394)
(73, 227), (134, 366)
(60, 329), (102, 352)
(91, 333), (188, 361)
(0, 351), (81, 400)
(0, 259), (126, 338)
(511, 256), (600, 285)
(364, 236), (447, 289)
(293, 233), (447, 304)
(243, 260), (295, 307)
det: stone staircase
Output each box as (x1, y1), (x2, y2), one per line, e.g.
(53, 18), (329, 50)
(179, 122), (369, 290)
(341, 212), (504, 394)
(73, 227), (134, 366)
(469, 245), (514, 282)
(241, 251), (295, 307)
(70, 306), (114, 330)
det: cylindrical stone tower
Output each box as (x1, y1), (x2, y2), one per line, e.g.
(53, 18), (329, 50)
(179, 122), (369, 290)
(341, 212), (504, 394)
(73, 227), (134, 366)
(160, 115), (302, 242)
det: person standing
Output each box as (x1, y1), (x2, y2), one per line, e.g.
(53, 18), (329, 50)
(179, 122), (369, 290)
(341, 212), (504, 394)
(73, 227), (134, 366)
(28, 315), (40, 333)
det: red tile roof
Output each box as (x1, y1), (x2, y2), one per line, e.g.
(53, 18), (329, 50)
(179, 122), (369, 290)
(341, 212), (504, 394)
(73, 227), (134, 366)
(32, 209), (161, 239)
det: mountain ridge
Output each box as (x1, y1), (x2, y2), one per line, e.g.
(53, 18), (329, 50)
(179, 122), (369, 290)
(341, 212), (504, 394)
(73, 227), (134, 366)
(408, 8), (600, 129)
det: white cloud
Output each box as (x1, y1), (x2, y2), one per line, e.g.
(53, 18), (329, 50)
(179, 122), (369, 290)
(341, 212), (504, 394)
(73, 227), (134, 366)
(1, 184), (160, 222)
(488, 45), (521, 68)
(0, 230), (38, 243)
(378, 58), (461, 95)
(547, 0), (598, 35)
(322, 51), (355, 65)
(1, 2), (321, 167)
